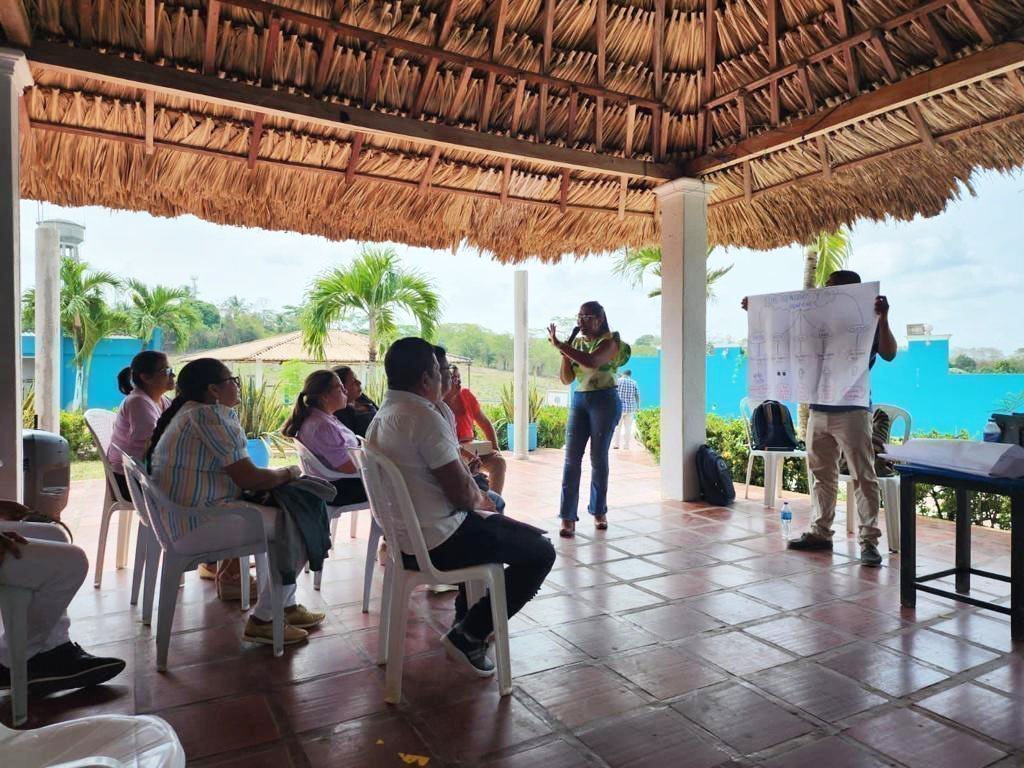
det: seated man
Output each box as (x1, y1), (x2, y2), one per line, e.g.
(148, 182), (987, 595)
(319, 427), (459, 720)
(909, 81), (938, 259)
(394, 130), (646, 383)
(0, 503), (126, 695)
(366, 338), (555, 676)
(444, 366), (507, 495)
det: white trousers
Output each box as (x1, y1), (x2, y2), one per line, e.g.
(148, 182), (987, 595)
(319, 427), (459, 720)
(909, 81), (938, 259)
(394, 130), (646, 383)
(0, 522), (86, 667)
(613, 411), (635, 449)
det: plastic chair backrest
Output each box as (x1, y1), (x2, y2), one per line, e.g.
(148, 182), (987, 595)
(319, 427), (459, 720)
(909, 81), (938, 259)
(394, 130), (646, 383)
(874, 403), (912, 444)
(84, 409), (130, 505)
(359, 444), (438, 575)
(121, 458), (194, 553)
(120, 454), (152, 529)
(292, 439), (348, 481)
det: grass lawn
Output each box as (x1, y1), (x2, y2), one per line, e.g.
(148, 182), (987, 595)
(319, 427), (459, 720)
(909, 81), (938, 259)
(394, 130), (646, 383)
(71, 455), (296, 482)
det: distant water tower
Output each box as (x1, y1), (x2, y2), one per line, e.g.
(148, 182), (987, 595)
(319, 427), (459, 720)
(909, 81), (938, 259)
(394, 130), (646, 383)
(39, 219), (85, 261)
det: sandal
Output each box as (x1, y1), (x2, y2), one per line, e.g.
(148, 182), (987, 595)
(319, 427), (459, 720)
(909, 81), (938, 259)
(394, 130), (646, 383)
(594, 516), (608, 531)
(559, 520), (576, 538)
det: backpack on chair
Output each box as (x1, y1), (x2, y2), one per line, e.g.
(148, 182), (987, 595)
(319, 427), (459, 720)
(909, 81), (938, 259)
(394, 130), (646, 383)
(749, 400), (802, 451)
(696, 445), (736, 506)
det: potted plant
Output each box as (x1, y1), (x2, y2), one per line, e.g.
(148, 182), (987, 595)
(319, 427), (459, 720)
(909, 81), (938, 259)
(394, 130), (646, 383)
(235, 378), (288, 467)
(499, 382), (542, 451)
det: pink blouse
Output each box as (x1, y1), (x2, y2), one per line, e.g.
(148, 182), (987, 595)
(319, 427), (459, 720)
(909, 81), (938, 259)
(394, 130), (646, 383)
(297, 408), (358, 473)
(108, 392), (171, 473)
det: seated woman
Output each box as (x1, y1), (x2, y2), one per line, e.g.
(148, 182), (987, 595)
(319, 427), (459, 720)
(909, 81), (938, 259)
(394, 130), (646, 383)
(284, 370), (368, 508)
(108, 351), (174, 500)
(147, 358), (323, 646)
(332, 366), (378, 437)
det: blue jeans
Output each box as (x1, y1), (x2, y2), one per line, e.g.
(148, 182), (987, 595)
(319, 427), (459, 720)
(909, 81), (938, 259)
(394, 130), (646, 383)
(559, 388), (622, 521)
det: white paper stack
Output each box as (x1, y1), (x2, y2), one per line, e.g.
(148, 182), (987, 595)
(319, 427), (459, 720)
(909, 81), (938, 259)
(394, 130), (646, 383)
(881, 439), (1024, 479)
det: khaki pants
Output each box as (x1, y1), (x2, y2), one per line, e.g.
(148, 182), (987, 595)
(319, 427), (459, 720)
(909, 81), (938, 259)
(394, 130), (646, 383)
(480, 451), (507, 496)
(613, 412), (634, 449)
(807, 409), (881, 546)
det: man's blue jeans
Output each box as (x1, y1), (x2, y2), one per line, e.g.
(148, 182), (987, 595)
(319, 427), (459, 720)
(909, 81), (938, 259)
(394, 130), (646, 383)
(559, 388), (622, 521)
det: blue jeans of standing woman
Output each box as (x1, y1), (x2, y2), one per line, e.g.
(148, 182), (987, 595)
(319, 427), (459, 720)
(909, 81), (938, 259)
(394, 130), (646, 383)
(559, 388), (622, 521)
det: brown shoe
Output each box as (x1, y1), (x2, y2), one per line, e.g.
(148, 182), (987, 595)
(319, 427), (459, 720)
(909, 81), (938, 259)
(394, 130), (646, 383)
(594, 515), (608, 531)
(559, 520), (575, 538)
(217, 575), (258, 602)
(243, 617), (308, 646)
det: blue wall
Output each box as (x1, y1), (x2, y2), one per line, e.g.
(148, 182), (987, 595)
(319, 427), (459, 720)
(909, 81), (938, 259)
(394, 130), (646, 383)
(22, 334), (143, 410)
(635, 339), (1024, 439)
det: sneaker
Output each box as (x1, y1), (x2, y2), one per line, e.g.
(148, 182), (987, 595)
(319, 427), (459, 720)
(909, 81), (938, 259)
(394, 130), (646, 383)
(20, 642), (125, 696)
(860, 542), (883, 567)
(284, 604), (326, 629)
(787, 532), (834, 551)
(441, 626), (495, 677)
(428, 584), (460, 594)
(243, 617), (308, 646)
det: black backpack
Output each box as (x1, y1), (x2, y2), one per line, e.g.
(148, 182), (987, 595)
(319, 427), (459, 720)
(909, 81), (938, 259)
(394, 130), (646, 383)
(749, 400), (801, 451)
(696, 445), (736, 506)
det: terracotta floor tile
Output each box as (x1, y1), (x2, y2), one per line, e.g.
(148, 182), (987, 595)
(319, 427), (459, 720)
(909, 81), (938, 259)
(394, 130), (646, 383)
(687, 564), (763, 588)
(642, 549), (720, 570)
(545, 565), (619, 590)
(597, 557), (671, 581)
(157, 693), (280, 762)
(300, 714), (434, 767)
(518, 664), (648, 729)
(846, 707), (1006, 768)
(135, 624), (248, 670)
(265, 632), (370, 685)
(801, 602), (906, 639)
(672, 682), (815, 754)
(975, 655), (1024, 698)
(417, 690), (553, 762)
(825, 643), (949, 697)
(919, 682), (1024, 748)
(733, 553), (817, 578)
(519, 593), (606, 625)
(694, 542), (763, 562)
(482, 739), (594, 768)
(880, 628), (1001, 673)
(507, 630), (589, 677)
(930, 612), (1020, 654)
(748, 663), (886, 722)
(607, 646), (727, 700)
(399, 650), (497, 707)
(190, 742), (296, 768)
(352, 618), (440, 661)
(687, 591), (782, 624)
(611, 535), (677, 557)
(566, 543), (632, 565)
(739, 579), (827, 610)
(277, 667), (389, 733)
(579, 583), (666, 612)
(554, 614), (658, 657)
(135, 656), (260, 712)
(761, 735), (890, 768)
(635, 573), (717, 600)
(578, 708), (732, 768)
(684, 631), (794, 675)
(852, 588), (955, 622)
(735, 535), (791, 555)
(623, 603), (724, 640)
(616, 517), (686, 535)
(745, 616), (856, 656)
(787, 569), (875, 599)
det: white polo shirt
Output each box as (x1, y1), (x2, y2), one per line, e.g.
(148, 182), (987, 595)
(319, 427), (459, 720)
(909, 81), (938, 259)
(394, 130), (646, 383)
(365, 389), (466, 550)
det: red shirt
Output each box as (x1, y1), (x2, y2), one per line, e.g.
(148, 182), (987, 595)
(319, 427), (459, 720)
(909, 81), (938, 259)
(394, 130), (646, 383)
(449, 388), (483, 442)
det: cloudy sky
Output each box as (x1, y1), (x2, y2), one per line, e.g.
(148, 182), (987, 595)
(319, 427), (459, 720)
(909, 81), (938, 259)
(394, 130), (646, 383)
(17, 166), (1024, 353)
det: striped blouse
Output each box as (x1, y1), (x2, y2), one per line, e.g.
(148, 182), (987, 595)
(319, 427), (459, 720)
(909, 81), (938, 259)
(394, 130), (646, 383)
(150, 402), (250, 539)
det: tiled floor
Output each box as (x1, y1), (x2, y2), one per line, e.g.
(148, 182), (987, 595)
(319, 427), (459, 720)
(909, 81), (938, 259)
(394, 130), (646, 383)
(5, 448), (1023, 767)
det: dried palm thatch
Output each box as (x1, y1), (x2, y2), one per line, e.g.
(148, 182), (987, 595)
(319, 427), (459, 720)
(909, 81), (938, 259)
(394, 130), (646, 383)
(7, 0), (1024, 259)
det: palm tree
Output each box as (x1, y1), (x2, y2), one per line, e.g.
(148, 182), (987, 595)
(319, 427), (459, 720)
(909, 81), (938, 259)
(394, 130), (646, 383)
(126, 280), (201, 350)
(612, 245), (733, 299)
(22, 257), (126, 410)
(301, 246), (442, 362)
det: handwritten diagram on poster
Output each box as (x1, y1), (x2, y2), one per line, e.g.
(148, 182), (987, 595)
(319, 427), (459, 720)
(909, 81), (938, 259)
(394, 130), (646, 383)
(747, 282), (879, 408)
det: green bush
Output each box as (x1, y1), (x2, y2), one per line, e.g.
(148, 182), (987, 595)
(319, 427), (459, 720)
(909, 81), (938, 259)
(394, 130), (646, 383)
(479, 403), (567, 450)
(635, 408), (660, 460)
(60, 411), (99, 460)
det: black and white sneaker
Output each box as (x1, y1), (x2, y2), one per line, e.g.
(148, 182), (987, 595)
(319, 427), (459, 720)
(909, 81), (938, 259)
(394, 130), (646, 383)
(17, 642), (126, 696)
(860, 542), (883, 567)
(441, 626), (495, 677)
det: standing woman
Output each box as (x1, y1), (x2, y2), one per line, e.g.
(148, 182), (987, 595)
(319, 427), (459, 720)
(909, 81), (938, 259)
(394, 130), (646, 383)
(108, 351), (175, 500)
(549, 302), (629, 537)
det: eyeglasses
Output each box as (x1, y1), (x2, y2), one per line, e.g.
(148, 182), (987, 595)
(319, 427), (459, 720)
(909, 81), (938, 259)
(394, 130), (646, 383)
(220, 375), (241, 386)
(577, 313), (597, 321)
(163, 367), (175, 376)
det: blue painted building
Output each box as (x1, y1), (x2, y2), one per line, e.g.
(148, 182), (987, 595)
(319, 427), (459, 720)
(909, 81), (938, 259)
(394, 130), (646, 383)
(22, 334), (144, 410)
(632, 338), (1024, 439)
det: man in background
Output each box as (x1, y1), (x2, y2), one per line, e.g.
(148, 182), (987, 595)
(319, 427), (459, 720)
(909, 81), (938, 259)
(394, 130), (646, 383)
(613, 369), (640, 450)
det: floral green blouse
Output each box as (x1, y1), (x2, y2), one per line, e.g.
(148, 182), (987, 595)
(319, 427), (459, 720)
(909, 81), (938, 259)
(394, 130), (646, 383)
(571, 332), (630, 392)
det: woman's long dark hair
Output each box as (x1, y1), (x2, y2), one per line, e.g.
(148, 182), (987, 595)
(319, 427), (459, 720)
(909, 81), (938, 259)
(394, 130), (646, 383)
(581, 301), (611, 337)
(145, 358), (228, 468)
(332, 365), (354, 386)
(118, 350), (168, 395)
(282, 370), (339, 438)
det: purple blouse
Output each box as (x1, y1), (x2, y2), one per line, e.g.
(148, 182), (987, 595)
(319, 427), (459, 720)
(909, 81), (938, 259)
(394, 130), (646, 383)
(297, 408), (358, 473)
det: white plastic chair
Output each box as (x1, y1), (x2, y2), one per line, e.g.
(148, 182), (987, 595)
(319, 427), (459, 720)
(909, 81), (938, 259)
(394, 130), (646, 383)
(740, 398), (811, 508)
(357, 444), (512, 705)
(0, 584), (32, 725)
(119, 456), (164, 627)
(121, 459), (286, 669)
(83, 409), (135, 589)
(2, 713), (185, 767)
(842, 404), (912, 552)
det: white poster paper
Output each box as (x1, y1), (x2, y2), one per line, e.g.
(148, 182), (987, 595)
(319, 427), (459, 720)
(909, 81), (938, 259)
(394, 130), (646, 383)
(747, 282), (879, 408)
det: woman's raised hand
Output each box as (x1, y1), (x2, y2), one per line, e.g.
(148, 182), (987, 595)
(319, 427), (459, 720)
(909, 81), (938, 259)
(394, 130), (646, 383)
(547, 323), (560, 347)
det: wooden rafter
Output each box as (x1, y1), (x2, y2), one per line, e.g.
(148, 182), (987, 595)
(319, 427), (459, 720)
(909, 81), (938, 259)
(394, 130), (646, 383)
(203, 0), (221, 75)
(833, 0), (861, 96)
(919, 12), (952, 62)
(247, 113), (265, 169)
(500, 158), (512, 203)
(1007, 71), (1024, 100)
(766, 0), (780, 125)
(617, 176), (627, 220)
(685, 33), (1024, 175)
(144, 0), (156, 155)
(490, 0), (509, 59)
(144, 90), (154, 155)
(510, 78), (526, 135)
(956, 0), (995, 45)
(77, 0), (95, 47)
(796, 65), (815, 113)
(652, 0), (665, 101)
(566, 90), (578, 146)
(816, 137), (831, 179)
(0, 0), (31, 46)
(559, 169), (570, 213)
(144, 0), (156, 58)
(869, 33), (935, 148)
(248, 14), (282, 167)
(312, 31), (338, 97)
(346, 132), (365, 184)
(543, 0), (555, 71)
(479, 74), (497, 131)
(737, 92), (749, 138)
(418, 145), (441, 192)
(364, 46), (387, 107)
(595, 95), (605, 151)
(449, 65), (474, 122)
(596, 0), (607, 87)
(27, 41), (682, 180)
(701, 0), (718, 151)
(412, 0), (460, 119)
(742, 160), (752, 201)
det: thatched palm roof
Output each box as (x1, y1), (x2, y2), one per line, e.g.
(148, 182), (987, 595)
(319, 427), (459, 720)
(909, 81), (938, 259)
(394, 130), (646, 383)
(4, 0), (1024, 259)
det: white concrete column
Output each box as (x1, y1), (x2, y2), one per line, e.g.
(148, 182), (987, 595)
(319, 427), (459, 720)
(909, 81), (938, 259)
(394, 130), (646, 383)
(654, 178), (711, 501)
(512, 270), (529, 460)
(0, 50), (32, 501)
(35, 223), (61, 433)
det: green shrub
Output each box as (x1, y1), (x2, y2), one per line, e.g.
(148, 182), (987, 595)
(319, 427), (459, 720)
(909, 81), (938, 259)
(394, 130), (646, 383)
(635, 408), (661, 460)
(236, 379), (289, 439)
(479, 403), (567, 450)
(60, 411), (99, 460)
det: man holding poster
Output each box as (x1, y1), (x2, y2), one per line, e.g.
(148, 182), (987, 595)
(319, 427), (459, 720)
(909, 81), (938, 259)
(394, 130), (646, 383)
(743, 270), (897, 566)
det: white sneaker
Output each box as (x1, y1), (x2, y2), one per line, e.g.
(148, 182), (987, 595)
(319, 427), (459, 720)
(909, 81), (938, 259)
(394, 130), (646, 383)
(428, 584), (460, 594)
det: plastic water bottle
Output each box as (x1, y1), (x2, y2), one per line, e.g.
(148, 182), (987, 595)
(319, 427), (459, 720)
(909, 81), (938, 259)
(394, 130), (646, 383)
(780, 502), (792, 540)
(983, 418), (1001, 443)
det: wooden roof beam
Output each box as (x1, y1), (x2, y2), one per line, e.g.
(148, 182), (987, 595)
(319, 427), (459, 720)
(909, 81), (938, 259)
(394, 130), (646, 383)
(249, 14), (283, 167)
(144, 90), (154, 155)
(26, 41), (685, 180)
(685, 31), (1024, 175)
(364, 46), (387, 107)
(919, 12), (952, 62)
(418, 145), (441, 192)
(700, 0), (718, 152)
(77, 0), (95, 47)
(652, 0), (665, 100)
(870, 33), (935, 148)
(144, 0), (156, 58)
(596, 0), (607, 87)
(559, 169), (570, 213)
(833, 0), (861, 96)
(144, 0), (157, 155)
(312, 30), (337, 97)
(346, 132), (365, 184)
(500, 157), (512, 203)
(490, 0), (509, 60)
(411, 0), (459, 119)
(449, 65), (474, 122)
(766, 0), (780, 125)
(203, 0), (221, 75)
(1007, 71), (1024, 101)
(956, 0), (995, 45)
(0, 0), (31, 46)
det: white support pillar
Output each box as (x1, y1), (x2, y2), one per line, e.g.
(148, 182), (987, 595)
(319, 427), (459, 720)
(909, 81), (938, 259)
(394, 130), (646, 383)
(654, 178), (711, 501)
(35, 223), (61, 433)
(0, 50), (32, 501)
(512, 270), (529, 460)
